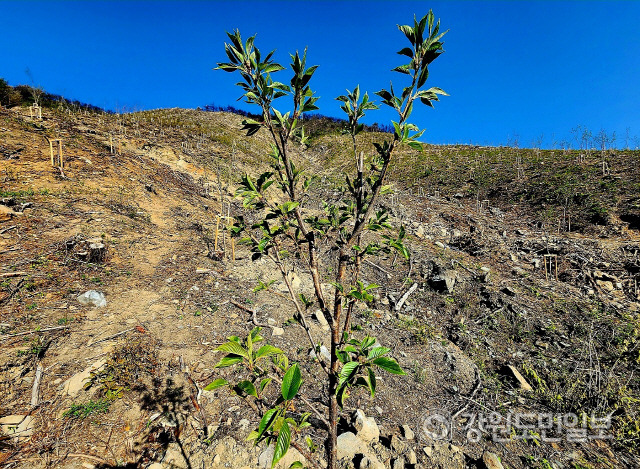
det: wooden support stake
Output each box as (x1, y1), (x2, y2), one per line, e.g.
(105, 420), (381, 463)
(214, 215), (220, 251)
(231, 237), (235, 263)
(543, 254), (558, 281)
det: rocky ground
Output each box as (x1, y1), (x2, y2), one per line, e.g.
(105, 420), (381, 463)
(1, 105), (639, 468)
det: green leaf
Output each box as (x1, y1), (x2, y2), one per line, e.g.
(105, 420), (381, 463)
(255, 345), (284, 360)
(372, 357), (406, 375)
(204, 378), (228, 391)
(236, 380), (258, 397)
(398, 24), (415, 44)
(281, 364), (302, 400)
(263, 63), (285, 74)
(216, 341), (249, 359)
(339, 361), (360, 385)
(272, 420), (291, 468)
(215, 355), (244, 368)
(397, 47), (414, 58)
(289, 462), (304, 469)
(367, 367), (377, 397)
(258, 408), (279, 441)
(259, 378), (273, 394)
(367, 346), (391, 359)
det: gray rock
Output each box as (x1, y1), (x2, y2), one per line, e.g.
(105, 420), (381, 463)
(310, 345), (331, 363)
(429, 270), (457, 293)
(337, 431), (364, 460)
(314, 309), (329, 328)
(271, 327), (284, 336)
(392, 456), (406, 469)
(390, 434), (407, 453)
(77, 290), (106, 307)
(401, 424), (415, 440)
(354, 409), (380, 443)
(361, 456), (385, 469)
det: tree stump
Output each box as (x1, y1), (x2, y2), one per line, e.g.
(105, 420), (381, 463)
(88, 242), (106, 263)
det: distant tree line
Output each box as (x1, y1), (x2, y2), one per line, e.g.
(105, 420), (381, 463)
(202, 101), (394, 135)
(0, 78), (108, 113)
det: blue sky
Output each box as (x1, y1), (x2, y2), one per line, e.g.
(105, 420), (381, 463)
(2, 1), (639, 148)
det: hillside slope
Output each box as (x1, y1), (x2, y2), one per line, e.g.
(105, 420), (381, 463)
(1, 104), (639, 469)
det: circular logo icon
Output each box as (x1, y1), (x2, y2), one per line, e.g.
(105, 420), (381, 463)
(418, 408), (452, 441)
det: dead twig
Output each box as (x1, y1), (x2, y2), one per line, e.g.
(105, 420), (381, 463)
(66, 453), (109, 465)
(0, 271), (27, 278)
(88, 327), (135, 346)
(230, 299), (268, 327)
(0, 225), (17, 234)
(364, 258), (392, 277)
(0, 324), (69, 340)
(394, 282), (418, 311)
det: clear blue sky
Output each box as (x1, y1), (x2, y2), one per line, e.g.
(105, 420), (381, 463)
(2, 1), (639, 148)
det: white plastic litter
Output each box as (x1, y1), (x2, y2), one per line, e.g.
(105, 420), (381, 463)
(77, 290), (107, 307)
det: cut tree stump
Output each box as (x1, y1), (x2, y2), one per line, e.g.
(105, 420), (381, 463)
(88, 242), (106, 263)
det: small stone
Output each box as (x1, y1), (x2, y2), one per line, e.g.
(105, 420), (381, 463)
(336, 432), (364, 460)
(353, 409), (380, 443)
(267, 318), (276, 326)
(390, 434), (407, 453)
(480, 266), (491, 273)
(272, 327), (284, 336)
(309, 345), (331, 363)
(401, 424), (415, 440)
(375, 406), (383, 415)
(392, 457), (405, 469)
(313, 310), (328, 327)
(596, 280), (614, 292)
(408, 450), (417, 465)
(435, 241), (445, 249)
(482, 451), (505, 469)
(380, 296), (390, 306)
(423, 446), (432, 457)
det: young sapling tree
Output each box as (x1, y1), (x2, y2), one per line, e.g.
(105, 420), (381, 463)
(208, 11), (448, 468)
